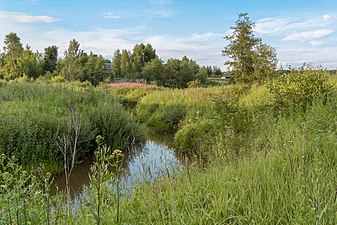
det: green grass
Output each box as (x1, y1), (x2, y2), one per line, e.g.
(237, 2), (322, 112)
(120, 97), (337, 224)
(0, 82), (145, 173)
(1, 69), (337, 224)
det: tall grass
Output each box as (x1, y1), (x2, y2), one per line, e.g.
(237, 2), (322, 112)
(121, 97), (337, 224)
(1, 69), (337, 223)
(0, 82), (145, 173)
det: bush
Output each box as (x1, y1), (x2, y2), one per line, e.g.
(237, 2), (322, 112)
(147, 104), (186, 133)
(89, 103), (145, 150)
(174, 119), (219, 156)
(269, 68), (334, 111)
(51, 75), (65, 83)
(239, 84), (275, 110)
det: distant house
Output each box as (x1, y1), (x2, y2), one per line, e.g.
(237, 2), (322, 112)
(104, 63), (112, 73)
(220, 73), (232, 79)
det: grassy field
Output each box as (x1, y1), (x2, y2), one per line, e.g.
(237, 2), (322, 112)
(1, 68), (337, 224)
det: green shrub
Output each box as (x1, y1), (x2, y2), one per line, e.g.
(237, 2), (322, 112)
(239, 84), (275, 109)
(269, 68), (334, 111)
(89, 103), (145, 150)
(147, 104), (186, 133)
(51, 75), (65, 83)
(174, 119), (219, 156)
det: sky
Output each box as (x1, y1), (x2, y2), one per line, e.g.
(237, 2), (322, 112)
(1, 0), (337, 69)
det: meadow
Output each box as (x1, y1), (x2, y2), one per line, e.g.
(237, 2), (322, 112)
(1, 68), (337, 224)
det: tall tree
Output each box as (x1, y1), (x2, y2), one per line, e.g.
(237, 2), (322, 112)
(0, 34), (42, 79)
(131, 43), (146, 75)
(3, 32), (23, 57)
(223, 13), (257, 83)
(144, 43), (156, 63)
(252, 41), (278, 83)
(223, 13), (277, 84)
(83, 52), (107, 85)
(112, 49), (121, 79)
(62, 39), (83, 81)
(181, 56), (198, 86)
(43, 45), (58, 74)
(120, 49), (132, 78)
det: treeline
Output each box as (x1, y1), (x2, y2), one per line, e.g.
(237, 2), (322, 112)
(111, 44), (222, 88)
(0, 33), (109, 85)
(0, 33), (222, 88)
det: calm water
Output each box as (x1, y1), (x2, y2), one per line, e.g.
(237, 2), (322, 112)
(52, 132), (182, 198)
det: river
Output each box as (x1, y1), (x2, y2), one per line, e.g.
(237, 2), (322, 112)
(51, 131), (182, 198)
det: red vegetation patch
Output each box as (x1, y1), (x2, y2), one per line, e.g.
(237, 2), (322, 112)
(107, 82), (154, 88)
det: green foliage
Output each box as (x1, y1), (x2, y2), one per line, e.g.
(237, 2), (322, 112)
(90, 103), (145, 149)
(141, 58), (164, 83)
(158, 56), (198, 88)
(43, 45), (58, 74)
(269, 67), (334, 110)
(147, 104), (186, 133)
(223, 13), (277, 84)
(239, 84), (275, 109)
(112, 49), (121, 78)
(2, 82), (337, 224)
(1, 33), (43, 80)
(0, 82), (144, 172)
(82, 52), (109, 86)
(187, 79), (202, 88)
(174, 119), (219, 156)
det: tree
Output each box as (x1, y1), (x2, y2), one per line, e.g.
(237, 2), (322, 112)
(159, 56), (198, 88)
(19, 45), (43, 79)
(223, 13), (277, 84)
(131, 43), (157, 78)
(43, 45), (58, 74)
(180, 56), (198, 86)
(0, 33), (42, 80)
(131, 43), (146, 76)
(3, 32), (23, 57)
(83, 52), (108, 85)
(212, 66), (222, 76)
(112, 49), (121, 79)
(120, 49), (132, 78)
(62, 39), (84, 81)
(144, 43), (156, 64)
(252, 41), (278, 83)
(196, 66), (208, 83)
(142, 58), (164, 83)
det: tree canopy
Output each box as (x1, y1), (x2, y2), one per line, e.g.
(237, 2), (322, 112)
(223, 13), (277, 84)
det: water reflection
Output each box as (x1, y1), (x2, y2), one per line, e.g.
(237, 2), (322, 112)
(52, 133), (181, 198)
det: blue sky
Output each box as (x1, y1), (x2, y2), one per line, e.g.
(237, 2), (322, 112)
(1, 0), (337, 69)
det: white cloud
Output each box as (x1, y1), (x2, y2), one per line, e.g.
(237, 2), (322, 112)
(0, 11), (58, 23)
(103, 12), (122, 19)
(188, 32), (221, 41)
(150, 9), (175, 18)
(255, 17), (289, 35)
(323, 14), (332, 22)
(310, 40), (325, 46)
(144, 0), (175, 19)
(282, 29), (334, 41)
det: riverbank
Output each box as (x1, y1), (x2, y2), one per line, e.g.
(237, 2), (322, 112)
(1, 68), (337, 223)
(0, 82), (145, 174)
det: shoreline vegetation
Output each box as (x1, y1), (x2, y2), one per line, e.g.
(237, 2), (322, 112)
(1, 66), (337, 223)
